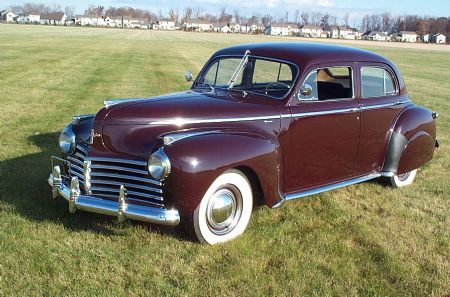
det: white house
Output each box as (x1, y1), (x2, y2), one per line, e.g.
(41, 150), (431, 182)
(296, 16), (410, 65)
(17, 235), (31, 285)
(17, 13), (41, 24)
(184, 19), (213, 32)
(213, 23), (231, 33)
(400, 31), (417, 42)
(432, 33), (446, 44)
(269, 23), (299, 36)
(40, 12), (67, 25)
(157, 19), (175, 30)
(1, 10), (17, 23)
(249, 23), (264, 34)
(422, 34), (431, 43)
(363, 31), (389, 41)
(331, 26), (339, 38)
(300, 25), (323, 37)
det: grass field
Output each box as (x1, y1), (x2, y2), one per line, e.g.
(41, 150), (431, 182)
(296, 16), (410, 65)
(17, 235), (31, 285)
(0, 24), (449, 296)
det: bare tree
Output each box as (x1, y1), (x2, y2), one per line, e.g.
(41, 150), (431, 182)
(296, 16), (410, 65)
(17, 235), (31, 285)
(301, 12), (309, 25)
(320, 13), (330, 28)
(168, 8), (177, 21)
(64, 6), (75, 17)
(343, 13), (349, 27)
(182, 6), (193, 23)
(381, 12), (391, 32)
(193, 7), (204, 19)
(233, 9), (240, 24)
(294, 9), (300, 24)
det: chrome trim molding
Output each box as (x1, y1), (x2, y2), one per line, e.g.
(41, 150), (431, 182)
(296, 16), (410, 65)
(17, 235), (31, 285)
(104, 98), (150, 108)
(273, 173), (381, 208)
(148, 100), (411, 126)
(48, 167), (180, 226)
(163, 130), (219, 145)
(149, 115), (281, 126)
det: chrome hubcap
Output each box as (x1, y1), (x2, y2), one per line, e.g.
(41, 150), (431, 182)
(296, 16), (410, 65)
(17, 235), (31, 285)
(206, 185), (242, 235)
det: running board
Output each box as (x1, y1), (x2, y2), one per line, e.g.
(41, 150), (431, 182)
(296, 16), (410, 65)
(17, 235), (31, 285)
(273, 173), (381, 208)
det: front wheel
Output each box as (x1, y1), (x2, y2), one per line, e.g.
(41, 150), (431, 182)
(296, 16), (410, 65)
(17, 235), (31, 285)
(187, 169), (253, 244)
(389, 169), (417, 188)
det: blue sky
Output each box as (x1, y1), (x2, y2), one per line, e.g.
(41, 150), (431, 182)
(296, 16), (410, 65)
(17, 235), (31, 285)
(3, 0), (450, 24)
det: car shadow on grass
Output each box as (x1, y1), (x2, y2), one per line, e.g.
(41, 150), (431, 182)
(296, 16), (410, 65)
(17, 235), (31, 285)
(0, 132), (188, 240)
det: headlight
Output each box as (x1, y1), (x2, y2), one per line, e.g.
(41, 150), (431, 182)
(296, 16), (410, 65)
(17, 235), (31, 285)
(59, 126), (76, 154)
(148, 148), (171, 180)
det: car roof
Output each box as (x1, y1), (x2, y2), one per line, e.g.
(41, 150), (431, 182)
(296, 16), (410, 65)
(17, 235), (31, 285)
(212, 42), (392, 69)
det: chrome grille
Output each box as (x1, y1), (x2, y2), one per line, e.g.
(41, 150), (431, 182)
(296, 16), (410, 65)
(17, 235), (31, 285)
(66, 144), (88, 185)
(88, 157), (164, 207)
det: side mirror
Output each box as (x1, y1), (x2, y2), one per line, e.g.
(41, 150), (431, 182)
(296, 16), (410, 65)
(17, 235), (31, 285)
(184, 70), (193, 82)
(299, 84), (313, 96)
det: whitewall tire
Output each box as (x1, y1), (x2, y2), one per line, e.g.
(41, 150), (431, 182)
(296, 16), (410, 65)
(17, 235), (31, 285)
(389, 169), (417, 188)
(190, 169), (253, 244)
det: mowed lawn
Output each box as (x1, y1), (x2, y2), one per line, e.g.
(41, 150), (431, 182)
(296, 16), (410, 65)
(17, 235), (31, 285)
(0, 25), (449, 296)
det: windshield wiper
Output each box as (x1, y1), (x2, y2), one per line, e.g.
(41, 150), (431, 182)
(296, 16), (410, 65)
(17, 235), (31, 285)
(227, 49), (251, 90)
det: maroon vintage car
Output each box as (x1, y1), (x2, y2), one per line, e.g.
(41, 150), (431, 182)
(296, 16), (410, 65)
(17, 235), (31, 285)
(49, 42), (438, 244)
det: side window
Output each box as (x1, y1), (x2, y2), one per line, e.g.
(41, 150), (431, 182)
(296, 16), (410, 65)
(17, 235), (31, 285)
(298, 67), (353, 101)
(361, 67), (396, 98)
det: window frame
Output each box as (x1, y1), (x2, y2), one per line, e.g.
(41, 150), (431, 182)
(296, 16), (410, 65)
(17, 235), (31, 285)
(297, 65), (355, 102)
(360, 65), (399, 99)
(194, 54), (300, 100)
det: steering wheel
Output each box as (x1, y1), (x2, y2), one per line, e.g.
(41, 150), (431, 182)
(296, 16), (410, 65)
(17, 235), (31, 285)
(265, 81), (291, 92)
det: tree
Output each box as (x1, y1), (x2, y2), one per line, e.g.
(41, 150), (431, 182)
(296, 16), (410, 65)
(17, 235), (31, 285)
(182, 6), (193, 23)
(320, 13), (330, 28)
(381, 12), (391, 32)
(168, 9), (177, 22)
(301, 12), (309, 25)
(344, 13), (349, 28)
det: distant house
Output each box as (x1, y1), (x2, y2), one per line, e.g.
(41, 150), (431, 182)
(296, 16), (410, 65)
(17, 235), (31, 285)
(40, 12), (66, 25)
(17, 13), (41, 24)
(1, 10), (17, 23)
(184, 19), (213, 32)
(268, 23), (299, 36)
(157, 19), (175, 30)
(299, 25), (323, 37)
(212, 23), (231, 33)
(363, 30), (389, 41)
(432, 33), (446, 44)
(249, 23), (264, 34)
(422, 34), (431, 43)
(399, 31), (417, 42)
(331, 26), (339, 38)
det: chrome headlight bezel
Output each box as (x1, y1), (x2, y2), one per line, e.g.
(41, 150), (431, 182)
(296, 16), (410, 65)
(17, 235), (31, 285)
(59, 126), (76, 155)
(148, 148), (171, 181)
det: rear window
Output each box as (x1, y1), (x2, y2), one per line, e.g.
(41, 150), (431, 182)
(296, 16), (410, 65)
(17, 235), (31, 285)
(361, 67), (396, 98)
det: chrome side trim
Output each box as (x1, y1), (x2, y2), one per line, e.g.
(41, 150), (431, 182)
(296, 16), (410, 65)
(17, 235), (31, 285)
(163, 130), (219, 145)
(360, 100), (410, 111)
(148, 100), (410, 126)
(289, 107), (358, 119)
(149, 115), (281, 126)
(48, 170), (179, 226)
(274, 173), (381, 208)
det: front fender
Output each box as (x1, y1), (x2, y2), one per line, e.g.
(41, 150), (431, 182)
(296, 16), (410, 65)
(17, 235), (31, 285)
(383, 106), (436, 175)
(163, 132), (282, 216)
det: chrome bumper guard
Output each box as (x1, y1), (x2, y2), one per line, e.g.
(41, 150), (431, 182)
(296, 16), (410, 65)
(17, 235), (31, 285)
(48, 165), (180, 226)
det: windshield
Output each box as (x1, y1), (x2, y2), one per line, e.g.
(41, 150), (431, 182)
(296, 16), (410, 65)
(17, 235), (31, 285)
(195, 56), (298, 99)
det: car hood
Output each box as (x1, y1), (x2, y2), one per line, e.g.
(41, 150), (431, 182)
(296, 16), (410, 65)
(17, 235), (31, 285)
(92, 90), (281, 157)
(102, 90), (279, 125)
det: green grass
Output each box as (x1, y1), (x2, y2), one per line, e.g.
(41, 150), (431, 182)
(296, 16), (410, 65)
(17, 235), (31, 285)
(0, 24), (449, 296)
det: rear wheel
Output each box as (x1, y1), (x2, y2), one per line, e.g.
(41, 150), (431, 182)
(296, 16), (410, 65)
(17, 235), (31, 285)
(389, 169), (417, 188)
(187, 169), (253, 244)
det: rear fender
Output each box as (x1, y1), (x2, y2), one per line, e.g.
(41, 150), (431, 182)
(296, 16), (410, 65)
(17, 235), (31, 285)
(383, 106), (436, 175)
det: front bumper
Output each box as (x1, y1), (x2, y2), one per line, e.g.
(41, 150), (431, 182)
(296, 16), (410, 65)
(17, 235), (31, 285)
(48, 165), (180, 226)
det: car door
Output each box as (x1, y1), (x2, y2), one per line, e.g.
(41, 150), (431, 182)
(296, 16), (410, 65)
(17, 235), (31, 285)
(282, 65), (361, 193)
(354, 63), (408, 175)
